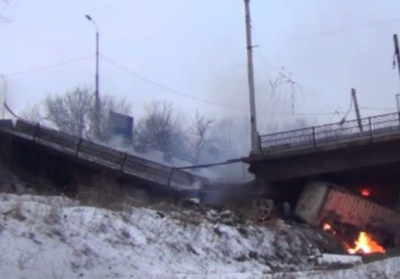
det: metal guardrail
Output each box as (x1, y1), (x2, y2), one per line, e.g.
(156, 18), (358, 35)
(259, 112), (400, 153)
(3, 120), (208, 188)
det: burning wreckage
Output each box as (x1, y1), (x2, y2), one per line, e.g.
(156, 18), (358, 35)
(294, 180), (400, 257)
(1, 117), (398, 263)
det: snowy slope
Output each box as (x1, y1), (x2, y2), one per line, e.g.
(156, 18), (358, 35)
(0, 194), (399, 279)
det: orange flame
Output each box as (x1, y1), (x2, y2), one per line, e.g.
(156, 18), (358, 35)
(348, 231), (385, 254)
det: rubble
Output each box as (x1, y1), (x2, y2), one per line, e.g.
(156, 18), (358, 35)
(0, 192), (358, 277)
(1, 158), (398, 276)
(205, 209), (242, 225)
(0, 166), (35, 195)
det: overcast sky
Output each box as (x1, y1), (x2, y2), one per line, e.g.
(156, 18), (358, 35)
(1, 0), (400, 133)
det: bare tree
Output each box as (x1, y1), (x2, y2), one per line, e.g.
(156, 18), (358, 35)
(23, 87), (132, 140)
(45, 87), (93, 137)
(22, 104), (45, 124)
(134, 101), (186, 160)
(189, 112), (215, 164)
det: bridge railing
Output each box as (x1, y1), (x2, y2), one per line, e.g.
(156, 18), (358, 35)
(9, 120), (209, 188)
(260, 112), (400, 153)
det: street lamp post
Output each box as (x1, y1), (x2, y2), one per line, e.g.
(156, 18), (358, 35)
(0, 74), (7, 119)
(85, 15), (100, 139)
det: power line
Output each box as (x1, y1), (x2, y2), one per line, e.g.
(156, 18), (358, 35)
(100, 55), (337, 116)
(250, 20), (282, 71)
(100, 55), (250, 111)
(176, 158), (242, 170)
(2, 53), (393, 117)
(4, 102), (22, 120)
(269, 17), (400, 44)
(100, 55), (395, 117)
(0, 52), (356, 117)
(4, 54), (94, 77)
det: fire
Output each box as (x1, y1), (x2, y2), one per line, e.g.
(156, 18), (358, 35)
(323, 223), (332, 231)
(348, 231), (385, 254)
(322, 222), (336, 234)
(361, 188), (370, 196)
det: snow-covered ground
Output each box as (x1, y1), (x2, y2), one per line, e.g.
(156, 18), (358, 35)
(0, 193), (399, 279)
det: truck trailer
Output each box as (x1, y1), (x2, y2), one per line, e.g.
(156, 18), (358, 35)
(295, 181), (400, 233)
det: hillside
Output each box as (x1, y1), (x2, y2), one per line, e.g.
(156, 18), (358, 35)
(0, 193), (399, 278)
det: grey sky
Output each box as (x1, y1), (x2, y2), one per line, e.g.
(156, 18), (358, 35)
(1, 0), (400, 133)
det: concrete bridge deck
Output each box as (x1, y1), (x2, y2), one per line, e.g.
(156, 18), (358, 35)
(244, 112), (400, 182)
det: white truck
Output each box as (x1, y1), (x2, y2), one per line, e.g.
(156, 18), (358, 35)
(295, 181), (400, 232)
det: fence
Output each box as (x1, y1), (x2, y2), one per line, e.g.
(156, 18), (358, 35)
(2, 120), (209, 188)
(259, 112), (400, 153)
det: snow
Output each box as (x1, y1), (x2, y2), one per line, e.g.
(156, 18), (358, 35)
(0, 193), (400, 278)
(317, 253), (362, 265)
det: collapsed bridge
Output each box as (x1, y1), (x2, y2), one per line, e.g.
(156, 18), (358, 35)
(0, 119), (209, 198)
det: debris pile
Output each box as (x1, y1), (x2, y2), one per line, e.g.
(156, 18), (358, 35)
(0, 166), (35, 195)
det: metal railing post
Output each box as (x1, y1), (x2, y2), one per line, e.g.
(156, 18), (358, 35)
(369, 117), (373, 139)
(398, 112), (400, 130)
(76, 138), (82, 156)
(120, 153), (128, 172)
(312, 127), (317, 147)
(33, 124), (40, 142)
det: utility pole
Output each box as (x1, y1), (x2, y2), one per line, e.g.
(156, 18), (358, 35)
(0, 74), (7, 119)
(393, 34), (400, 81)
(86, 15), (101, 139)
(393, 35), (400, 113)
(95, 29), (100, 138)
(351, 88), (363, 132)
(244, 0), (259, 154)
(396, 93), (400, 113)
